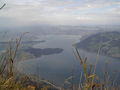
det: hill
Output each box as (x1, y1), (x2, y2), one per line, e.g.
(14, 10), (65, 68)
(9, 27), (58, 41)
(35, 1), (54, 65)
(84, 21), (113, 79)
(75, 31), (120, 58)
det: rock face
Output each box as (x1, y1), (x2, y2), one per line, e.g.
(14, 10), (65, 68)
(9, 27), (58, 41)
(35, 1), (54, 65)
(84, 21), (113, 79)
(75, 31), (120, 58)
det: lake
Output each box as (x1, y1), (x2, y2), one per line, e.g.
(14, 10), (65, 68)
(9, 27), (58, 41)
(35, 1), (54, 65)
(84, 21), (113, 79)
(17, 35), (120, 86)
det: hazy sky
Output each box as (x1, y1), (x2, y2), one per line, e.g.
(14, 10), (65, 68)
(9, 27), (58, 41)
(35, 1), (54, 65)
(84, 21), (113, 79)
(0, 0), (120, 26)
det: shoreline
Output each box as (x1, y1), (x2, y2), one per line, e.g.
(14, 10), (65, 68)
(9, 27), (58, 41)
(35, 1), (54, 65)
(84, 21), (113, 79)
(76, 47), (120, 59)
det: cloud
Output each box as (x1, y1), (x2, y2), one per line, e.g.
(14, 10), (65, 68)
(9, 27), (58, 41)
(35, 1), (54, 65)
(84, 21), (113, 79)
(0, 0), (120, 26)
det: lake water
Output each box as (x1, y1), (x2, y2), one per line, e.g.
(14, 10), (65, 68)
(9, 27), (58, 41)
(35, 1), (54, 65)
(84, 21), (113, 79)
(17, 35), (120, 86)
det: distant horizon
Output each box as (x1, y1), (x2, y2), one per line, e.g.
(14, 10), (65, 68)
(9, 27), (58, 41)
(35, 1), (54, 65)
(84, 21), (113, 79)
(0, 24), (120, 32)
